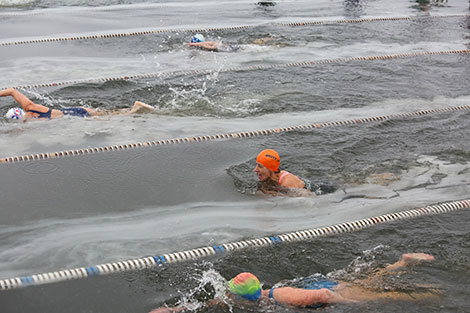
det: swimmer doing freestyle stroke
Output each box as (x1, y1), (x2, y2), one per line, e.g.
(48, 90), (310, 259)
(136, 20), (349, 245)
(186, 34), (241, 53)
(1, 88), (155, 121)
(149, 253), (439, 312)
(186, 34), (278, 52)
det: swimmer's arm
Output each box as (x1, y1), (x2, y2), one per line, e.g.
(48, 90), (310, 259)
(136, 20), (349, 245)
(186, 41), (219, 51)
(272, 287), (356, 307)
(279, 175), (308, 189)
(382, 253), (435, 272)
(279, 176), (313, 197)
(0, 88), (46, 112)
(258, 186), (310, 198)
(285, 188), (312, 198)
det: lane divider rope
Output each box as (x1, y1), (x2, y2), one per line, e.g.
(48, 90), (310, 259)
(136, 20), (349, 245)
(0, 14), (467, 47)
(3, 49), (469, 90)
(1, 104), (469, 165)
(1, 199), (468, 290)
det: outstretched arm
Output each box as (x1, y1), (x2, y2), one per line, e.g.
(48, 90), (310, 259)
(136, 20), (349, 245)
(269, 287), (357, 308)
(0, 88), (47, 112)
(186, 41), (219, 51)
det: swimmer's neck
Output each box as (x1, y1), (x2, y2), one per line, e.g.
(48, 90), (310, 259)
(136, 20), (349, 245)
(268, 171), (282, 183)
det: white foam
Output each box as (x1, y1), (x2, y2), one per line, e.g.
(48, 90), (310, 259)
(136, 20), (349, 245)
(1, 94), (469, 158)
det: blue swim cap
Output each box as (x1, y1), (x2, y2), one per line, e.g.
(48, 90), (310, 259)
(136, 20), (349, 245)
(191, 34), (205, 43)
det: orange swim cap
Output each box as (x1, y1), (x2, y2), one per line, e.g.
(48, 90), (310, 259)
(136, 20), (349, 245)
(256, 149), (280, 172)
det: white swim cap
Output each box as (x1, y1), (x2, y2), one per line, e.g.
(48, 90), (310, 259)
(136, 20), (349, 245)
(5, 107), (26, 120)
(191, 34), (205, 43)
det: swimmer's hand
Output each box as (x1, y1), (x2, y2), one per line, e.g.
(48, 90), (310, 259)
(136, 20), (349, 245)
(0, 88), (15, 97)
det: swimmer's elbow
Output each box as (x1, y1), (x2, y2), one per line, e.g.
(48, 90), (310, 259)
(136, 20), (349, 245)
(315, 289), (335, 304)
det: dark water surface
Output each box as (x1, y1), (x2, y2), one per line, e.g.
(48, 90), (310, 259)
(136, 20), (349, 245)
(1, 210), (469, 313)
(0, 0), (469, 312)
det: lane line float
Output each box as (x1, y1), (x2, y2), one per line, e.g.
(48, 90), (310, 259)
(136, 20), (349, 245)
(3, 49), (469, 90)
(1, 104), (469, 164)
(1, 199), (468, 290)
(0, 14), (467, 47)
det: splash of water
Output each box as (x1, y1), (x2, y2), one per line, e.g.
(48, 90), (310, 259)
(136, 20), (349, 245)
(328, 244), (390, 281)
(170, 263), (232, 312)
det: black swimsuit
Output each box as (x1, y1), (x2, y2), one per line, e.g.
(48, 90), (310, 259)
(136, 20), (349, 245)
(29, 108), (52, 119)
(28, 107), (89, 119)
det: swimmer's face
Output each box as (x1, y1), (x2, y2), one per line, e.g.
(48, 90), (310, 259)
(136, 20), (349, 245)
(254, 162), (271, 181)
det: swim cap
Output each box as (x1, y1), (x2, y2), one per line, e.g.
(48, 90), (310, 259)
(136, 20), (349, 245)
(256, 149), (280, 172)
(5, 107), (26, 120)
(228, 272), (262, 301)
(191, 34), (205, 43)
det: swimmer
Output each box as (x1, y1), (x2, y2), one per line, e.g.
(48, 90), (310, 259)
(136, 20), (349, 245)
(186, 34), (281, 53)
(254, 148), (335, 196)
(1, 88), (155, 121)
(186, 34), (240, 53)
(149, 253), (438, 313)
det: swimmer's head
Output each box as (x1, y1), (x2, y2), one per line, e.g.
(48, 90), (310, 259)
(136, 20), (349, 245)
(256, 149), (280, 172)
(228, 272), (262, 301)
(191, 34), (205, 43)
(5, 107), (26, 120)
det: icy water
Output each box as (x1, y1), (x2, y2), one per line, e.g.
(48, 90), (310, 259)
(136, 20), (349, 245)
(0, 1), (469, 313)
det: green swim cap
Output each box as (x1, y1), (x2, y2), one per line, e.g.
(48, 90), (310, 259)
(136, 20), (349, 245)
(228, 272), (262, 301)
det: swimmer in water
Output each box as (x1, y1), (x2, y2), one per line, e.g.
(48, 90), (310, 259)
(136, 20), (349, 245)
(149, 253), (438, 313)
(186, 33), (280, 53)
(254, 148), (335, 196)
(1, 88), (155, 121)
(186, 34), (240, 52)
